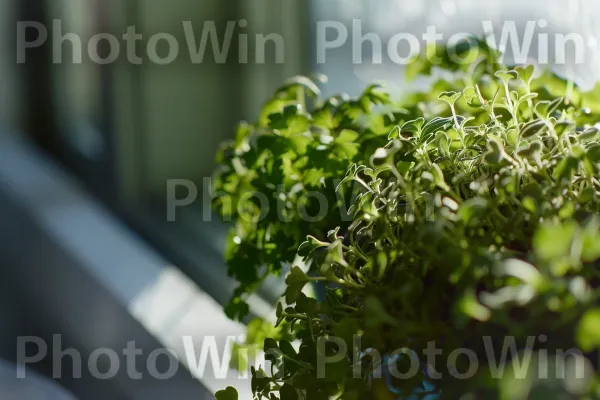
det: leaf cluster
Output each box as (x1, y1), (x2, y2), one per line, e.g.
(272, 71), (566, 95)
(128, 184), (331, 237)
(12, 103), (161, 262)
(214, 39), (600, 399)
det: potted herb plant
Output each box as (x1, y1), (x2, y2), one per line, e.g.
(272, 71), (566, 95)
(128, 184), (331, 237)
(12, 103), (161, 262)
(213, 39), (600, 399)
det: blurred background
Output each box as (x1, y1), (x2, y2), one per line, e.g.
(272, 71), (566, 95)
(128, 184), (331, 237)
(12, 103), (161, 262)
(0, 0), (599, 399)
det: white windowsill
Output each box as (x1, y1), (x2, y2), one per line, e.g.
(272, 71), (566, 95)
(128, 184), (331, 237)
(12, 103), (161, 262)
(0, 134), (255, 399)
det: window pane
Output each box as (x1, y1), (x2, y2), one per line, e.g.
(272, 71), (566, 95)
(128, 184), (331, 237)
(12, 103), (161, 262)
(48, 0), (106, 160)
(311, 0), (600, 96)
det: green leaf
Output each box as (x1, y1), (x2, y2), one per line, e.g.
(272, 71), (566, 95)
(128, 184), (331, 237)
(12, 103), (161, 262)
(484, 136), (505, 164)
(576, 309), (600, 352)
(516, 64), (535, 84)
(580, 186), (595, 203)
(552, 156), (579, 182)
(430, 163), (450, 191)
(387, 125), (401, 140)
(224, 297), (250, 321)
(251, 367), (271, 394)
(456, 288), (490, 322)
(401, 117), (425, 135)
(335, 129), (359, 144)
(285, 266), (311, 304)
(438, 91), (462, 106)
(582, 220), (600, 262)
(215, 386), (238, 400)
(279, 340), (297, 359)
(554, 120), (575, 136)
(275, 303), (285, 327)
(421, 117), (453, 140)
(298, 236), (329, 260)
(587, 144), (600, 162)
(463, 86), (484, 107)
(579, 127), (599, 143)
(517, 140), (543, 160)
(334, 129), (360, 158)
(289, 134), (312, 154)
(520, 119), (547, 139)
(534, 97), (563, 118)
(268, 106), (310, 136)
(286, 266), (310, 285)
(435, 131), (451, 156)
(495, 70), (518, 84)
(295, 292), (318, 315)
(264, 337), (280, 362)
(303, 168), (325, 187)
(533, 222), (577, 262)
(521, 196), (538, 214)
(458, 197), (488, 226)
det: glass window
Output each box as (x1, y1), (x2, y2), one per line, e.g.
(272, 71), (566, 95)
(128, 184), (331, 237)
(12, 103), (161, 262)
(312, 0), (600, 96)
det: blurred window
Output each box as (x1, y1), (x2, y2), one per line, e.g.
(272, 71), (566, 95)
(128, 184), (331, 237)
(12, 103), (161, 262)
(312, 0), (600, 96)
(19, 0), (309, 313)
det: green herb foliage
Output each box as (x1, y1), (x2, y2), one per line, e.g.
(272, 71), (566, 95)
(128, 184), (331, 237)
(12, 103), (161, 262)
(214, 39), (600, 398)
(214, 62), (398, 319)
